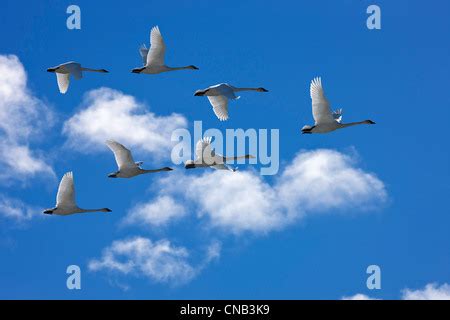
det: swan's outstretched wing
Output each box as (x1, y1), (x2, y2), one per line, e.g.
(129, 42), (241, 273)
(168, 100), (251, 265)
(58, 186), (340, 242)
(195, 137), (215, 162)
(333, 108), (343, 123)
(56, 172), (76, 207)
(147, 26), (166, 67)
(310, 77), (335, 124)
(208, 95), (229, 121)
(139, 44), (149, 65)
(56, 73), (70, 94)
(106, 140), (136, 170)
(65, 63), (82, 80)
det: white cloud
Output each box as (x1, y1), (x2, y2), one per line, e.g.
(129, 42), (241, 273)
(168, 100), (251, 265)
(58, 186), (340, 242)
(342, 283), (450, 300)
(148, 149), (387, 234)
(123, 196), (186, 227)
(402, 283), (450, 300)
(0, 195), (39, 221)
(0, 54), (54, 181)
(342, 293), (378, 300)
(63, 88), (187, 159)
(89, 237), (219, 285)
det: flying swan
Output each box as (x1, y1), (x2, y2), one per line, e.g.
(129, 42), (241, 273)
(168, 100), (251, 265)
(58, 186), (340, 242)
(132, 26), (199, 74)
(185, 137), (255, 171)
(106, 140), (173, 178)
(194, 83), (268, 121)
(47, 61), (108, 94)
(302, 77), (375, 134)
(43, 172), (112, 215)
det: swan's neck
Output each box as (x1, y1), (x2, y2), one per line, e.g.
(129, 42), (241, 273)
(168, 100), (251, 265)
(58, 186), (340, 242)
(79, 208), (108, 213)
(81, 67), (105, 73)
(339, 121), (369, 128)
(232, 87), (260, 92)
(167, 65), (194, 71)
(224, 155), (253, 161)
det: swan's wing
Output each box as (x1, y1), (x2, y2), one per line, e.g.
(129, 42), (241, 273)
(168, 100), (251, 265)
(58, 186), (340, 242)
(65, 63), (82, 80)
(147, 26), (166, 66)
(195, 137), (215, 161)
(105, 140), (136, 170)
(207, 95), (229, 121)
(139, 44), (149, 65)
(56, 172), (76, 207)
(333, 108), (343, 123)
(310, 77), (335, 124)
(56, 73), (70, 94)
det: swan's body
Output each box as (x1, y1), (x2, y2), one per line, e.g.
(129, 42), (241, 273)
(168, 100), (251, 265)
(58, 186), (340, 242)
(194, 83), (268, 121)
(302, 77), (375, 134)
(47, 61), (108, 94)
(106, 140), (173, 178)
(185, 137), (254, 171)
(43, 172), (111, 215)
(132, 26), (198, 74)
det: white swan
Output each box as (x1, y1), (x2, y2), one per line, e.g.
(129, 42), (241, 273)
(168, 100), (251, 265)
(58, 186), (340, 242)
(47, 61), (108, 94)
(43, 172), (111, 215)
(194, 83), (268, 121)
(302, 77), (375, 134)
(185, 137), (254, 171)
(106, 140), (173, 178)
(132, 26), (199, 74)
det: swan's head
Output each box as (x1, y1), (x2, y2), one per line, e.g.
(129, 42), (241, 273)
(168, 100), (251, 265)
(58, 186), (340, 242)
(301, 125), (315, 134)
(184, 160), (196, 169)
(194, 89), (208, 96)
(131, 67), (145, 74)
(257, 87), (269, 92)
(189, 65), (199, 70)
(364, 120), (376, 124)
(162, 167), (174, 171)
(108, 172), (118, 178)
(101, 208), (112, 212)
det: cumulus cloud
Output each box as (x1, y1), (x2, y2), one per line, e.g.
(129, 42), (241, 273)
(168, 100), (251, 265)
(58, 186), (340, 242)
(123, 196), (186, 227)
(144, 149), (387, 234)
(402, 283), (450, 300)
(89, 237), (219, 285)
(0, 54), (54, 181)
(0, 195), (39, 221)
(63, 88), (187, 159)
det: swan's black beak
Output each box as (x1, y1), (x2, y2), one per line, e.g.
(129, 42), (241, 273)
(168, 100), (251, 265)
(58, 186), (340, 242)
(108, 173), (118, 178)
(131, 67), (144, 74)
(190, 65), (199, 70)
(185, 163), (196, 169)
(194, 91), (203, 96)
(366, 120), (376, 124)
(43, 210), (53, 214)
(163, 167), (174, 171)
(47, 68), (56, 72)
(259, 88), (269, 92)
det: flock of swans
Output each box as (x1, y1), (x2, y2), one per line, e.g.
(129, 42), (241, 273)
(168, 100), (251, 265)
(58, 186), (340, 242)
(43, 26), (375, 216)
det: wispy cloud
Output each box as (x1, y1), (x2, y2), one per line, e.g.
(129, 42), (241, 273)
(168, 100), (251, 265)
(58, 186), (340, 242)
(63, 87), (187, 160)
(0, 54), (55, 182)
(88, 237), (220, 286)
(0, 195), (40, 222)
(123, 195), (186, 228)
(343, 283), (450, 300)
(402, 283), (450, 300)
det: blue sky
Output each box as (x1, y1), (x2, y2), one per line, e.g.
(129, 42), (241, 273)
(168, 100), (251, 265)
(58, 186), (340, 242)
(0, 0), (449, 299)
